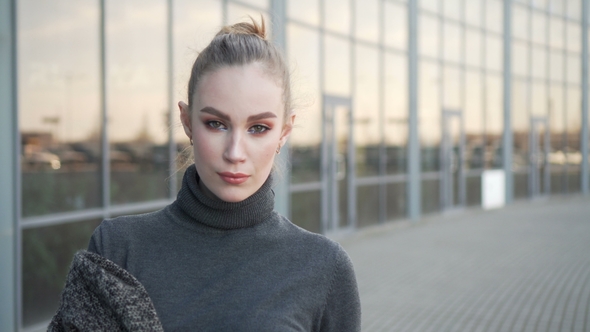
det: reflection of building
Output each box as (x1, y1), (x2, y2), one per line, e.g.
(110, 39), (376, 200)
(1, 0), (590, 331)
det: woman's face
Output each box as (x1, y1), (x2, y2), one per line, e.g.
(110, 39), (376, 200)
(179, 63), (293, 202)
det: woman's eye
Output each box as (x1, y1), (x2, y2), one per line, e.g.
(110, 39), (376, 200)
(249, 125), (269, 134)
(207, 121), (225, 130)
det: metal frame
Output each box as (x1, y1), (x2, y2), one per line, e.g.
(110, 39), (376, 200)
(583, 0), (589, 195)
(0, 0), (17, 330)
(321, 95), (355, 235)
(440, 109), (466, 209)
(408, 0), (420, 220)
(529, 116), (550, 197)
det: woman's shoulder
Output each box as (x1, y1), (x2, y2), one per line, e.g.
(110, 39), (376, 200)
(87, 208), (170, 264)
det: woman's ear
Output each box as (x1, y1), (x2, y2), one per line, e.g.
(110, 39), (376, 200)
(178, 101), (192, 139)
(279, 114), (296, 146)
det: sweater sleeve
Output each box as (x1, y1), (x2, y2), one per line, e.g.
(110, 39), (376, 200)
(319, 246), (361, 332)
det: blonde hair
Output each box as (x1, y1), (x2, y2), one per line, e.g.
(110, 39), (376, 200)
(186, 16), (293, 130)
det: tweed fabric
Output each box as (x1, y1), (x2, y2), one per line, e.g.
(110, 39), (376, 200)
(48, 250), (164, 332)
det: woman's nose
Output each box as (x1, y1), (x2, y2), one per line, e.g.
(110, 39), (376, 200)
(223, 131), (247, 164)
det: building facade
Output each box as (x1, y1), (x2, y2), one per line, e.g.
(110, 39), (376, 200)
(1, 0), (589, 330)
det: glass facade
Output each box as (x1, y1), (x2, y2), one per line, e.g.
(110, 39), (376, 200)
(5, 0), (590, 329)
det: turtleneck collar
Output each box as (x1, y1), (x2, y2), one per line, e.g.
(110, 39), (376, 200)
(174, 165), (275, 230)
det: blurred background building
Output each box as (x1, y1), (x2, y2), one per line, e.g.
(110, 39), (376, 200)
(1, 0), (589, 330)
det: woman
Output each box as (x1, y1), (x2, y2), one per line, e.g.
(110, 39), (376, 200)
(54, 18), (361, 331)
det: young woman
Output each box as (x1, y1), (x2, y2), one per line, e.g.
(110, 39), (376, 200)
(67, 18), (360, 331)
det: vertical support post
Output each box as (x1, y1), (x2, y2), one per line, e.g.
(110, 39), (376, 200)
(271, 0), (290, 217)
(582, 0), (589, 194)
(0, 0), (17, 330)
(408, 0), (421, 220)
(100, 0), (110, 218)
(167, 0), (178, 198)
(503, 0), (514, 204)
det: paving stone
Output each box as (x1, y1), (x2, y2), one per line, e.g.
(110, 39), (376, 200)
(338, 195), (590, 332)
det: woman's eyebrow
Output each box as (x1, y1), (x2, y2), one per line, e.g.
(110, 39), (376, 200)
(200, 107), (231, 121)
(247, 112), (277, 122)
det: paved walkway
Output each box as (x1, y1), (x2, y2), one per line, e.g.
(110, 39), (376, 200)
(338, 195), (590, 332)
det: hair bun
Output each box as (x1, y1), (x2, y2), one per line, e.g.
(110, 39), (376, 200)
(216, 16), (267, 40)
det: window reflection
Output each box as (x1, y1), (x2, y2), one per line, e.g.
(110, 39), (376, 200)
(531, 82), (548, 116)
(355, 0), (378, 43)
(531, 12), (547, 45)
(549, 18), (564, 49)
(532, 46), (547, 79)
(227, 4), (271, 35)
(566, 87), (581, 192)
(566, 22), (581, 53)
(486, 36), (503, 72)
(384, 2), (407, 50)
(443, 66), (461, 110)
(465, 70), (484, 170)
(237, 0), (268, 10)
(385, 53), (407, 175)
(512, 79), (528, 174)
(420, 0), (439, 13)
(465, 0), (482, 27)
(486, 0), (503, 34)
(419, 14), (439, 58)
(419, 61), (441, 172)
(324, 35), (350, 96)
(443, 22), (461, 63)
(106, 0), (169, 204)
(288, 24), (321, 183)
(324, 0), (350, 35)
(18, 0), (101, 217)
(354, 45), (379, 177)
(566, 0), (581, 20)
(567, 54), (581, 84)
(513, 41), (528, 77)
(287, 0), (319, 25)
(549, 84), (566, 194)
(549, 50), (564, 81)
(486, 75), (503, 169)
(512, 5), (528, 41)
(465, 29), (482, 68)
(443, 0), (461, 20)
(22, 219), (101, 327)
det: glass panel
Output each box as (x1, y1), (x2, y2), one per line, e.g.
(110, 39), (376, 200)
(22, 219), (102, 327)
(486, 75), (503, 169)
(324, 35), (350, 96)
(486, 35), (503, 72)
(566, 0), (581, 20)
(384, 2), (407, 50)
(288, 24), (321, 183)
(512, 79), (529, 173)
(324, 0), (350, 35)
(549, 50), (564, 82)
(566, 54), (581, 84)
(385, 53), (408, 175)
(548, 84), (565, 195)
(549, 17), (564, 49)
(512, 4), (528, 41)
(531, 46), (547, 79)
(514, 171), (529, 198)
(486, 0), (503, 34)
(355, 46), (380, 177)
(18, 0), (101, 217)
(356, 185), (380, 227)
(420, 0), (439, 13)
(107, 0), (170, 205)
(443, 22), (462, 63)
(290, 190), (321, 233)
(387, 182), (407, 220)
(355, 0), (378, 43)
(465, 0), (483, 27)
(533, 0), (550, 10)
(421, 178), (440, 214)
(420, 61), (441, 172)
(513, 41), (529, 77)
(443, 0), (461, 20)
(419, 14), (440, 58)
(465, 71), (484, 169)
(465, 28), (482, 68)
(566, 87), (581, 192)
(531, 82), (548, 117)
(532, 11), (547, 45)
(287, 0), (319, 25)
(443, 66), (461, 110)
(566, 22), (581, 53)
(550, 0), (564, 16)
(238, 0), (269, 10)
(466, 175), (482, 206)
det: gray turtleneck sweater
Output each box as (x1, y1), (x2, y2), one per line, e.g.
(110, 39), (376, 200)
(88, 165), (361, 331)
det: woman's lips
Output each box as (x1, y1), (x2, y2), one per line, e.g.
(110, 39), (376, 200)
(218, 172), (249, 185)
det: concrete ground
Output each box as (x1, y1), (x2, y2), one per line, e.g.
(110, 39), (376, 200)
(339, 195), (590, 332)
